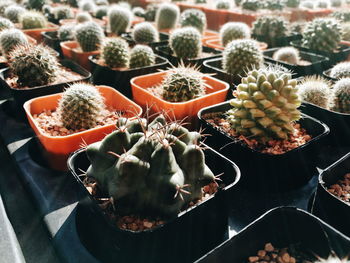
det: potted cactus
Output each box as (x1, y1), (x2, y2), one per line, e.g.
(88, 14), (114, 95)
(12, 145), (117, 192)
(323, 61), (350, 81)
(67, 114), (240, 263)
(155, 2), (180, 33)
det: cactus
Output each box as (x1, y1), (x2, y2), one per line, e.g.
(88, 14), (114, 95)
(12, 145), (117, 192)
(57, 83), (106, 130)
(118, 1), (131, 10)
(19, 11), (47, 29)
(28, 0), (45, 10)
(85, 114), (215, 217)
(220, 22), (251, 47)
(317, 0), (330, 8)
(297, 76), (332, 109)
(144, 3), (158, 22)
(155, 3), (179, 31)
(58, 24), (75, 41)
(131, 22), (159, 44)
(285, 0), (300, 8)
(330, 62), (350, 79)
(129, 44), (155, 69)
(0, 1), (14, 16)
(95, 0), (108, 5)
(52, 5), (74, 21)
(79, 0), (96, 12)
(302, 18), (342, 53)
(94, 5), (108, 19)
(342, 22), (350, 41)
(272, 47), (300, 64)
(216, 0), (231, 9)
(76, 12), (93, 23)
(75, 21), (104, 52)
(132, 7), (145, 18)
(222, 39), (264, 77)
(263, 0), (285, 10)
(330, 0), (343, 7)
(300, 1), (314, 9)
(332, 11), (350, 22)
(179, 8), (207, 34)
(9, 44), (60, 87)
(169, 27), (202, 60)
(101, 37), (129, 68)
(241, 0), (261, 11)
(331, 78), (350, 113)
(226, 66), (301, 142)
(4, 5), (26, 23)
(108, 6), (132, 35)
(0, 17), (14, 32)
(0, 28), (28, 58)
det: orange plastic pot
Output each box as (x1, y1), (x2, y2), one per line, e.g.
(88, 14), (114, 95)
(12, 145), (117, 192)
(291, 8), (333, 21)
(203, 7), (228, 31)
(202, 30), (219, 44)
(60, 41), (100, 71)
(24, 86), (143, 170)
(226, 10), (258, 27)
(22, 22), (59, 43)
(204, 38), (268, 51)
(131, 71), (229, 123)
(60, 18), (106, 27)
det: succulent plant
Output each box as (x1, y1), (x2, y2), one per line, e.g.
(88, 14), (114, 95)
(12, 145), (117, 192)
(94, 5), (108, 19)
(19, 11), (47, 29)
(220, 22), (251, 47)
(222, 39), (264, 76)
(317, 0), (330, 8)
(272, 47), (300, 64)
(132, 6), (145, 18)
(297, 76), (332, 109)
(76, 12), (93, 23)
(263, 0), (285, 10)
(129, 44), (155, 69)
(95, 0), (108, 5)
(86, 114), (215, 217)
(101, 37), (129, 68)
(75, 21), (104, 52)
(4, 5), (26, 23)
(301, 18), (342, 53)
(144, 3), (158, 22)
(9, 44), (60, 87)
(216, 0), (231, 9)
(28, 0), (45, 10)
(226, 66), (301, 142)
(300, 1), (314, 9)
(52, 5), (74, 21)
(57, 83), (106, 130)
(169, 27), (202, 60)
(330, 61), (350, 79)
(241, 0), (261, 11)
(330, 0), (343, 7)
(331, 11), (350, 22)
(79, 0), (96, 12)
(331, 78), (350, 113)
(0, 28), (28, 58)
(155, 3), (179, 31)
(284, 0), (300, 8)
(179, 8), (207, 34)
(108, 6), (132, 35)
(131, 22), (159, 44)
(58, 24), (75, 41)
(0, 17), (14, 32)
(0, 1), (15, 16)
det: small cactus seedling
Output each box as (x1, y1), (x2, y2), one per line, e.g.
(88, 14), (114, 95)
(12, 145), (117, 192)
(52, 5), (74, 21)
(131, 22), (159, 44)
(101, 37), (129, 69)
(108, 6), (132, 36)
(180, 8), (207, 34)
(241, 0), (261, 11)
(169, 27), (202, 60)
(58, 24), (75, 41)
(216, 0), (231, 9)
(75, 21), (104, 52)
(298, 76), (332, 109)
(4, 5), (26, 23)
(330, 62), (350, 79)
(0, 17), (14, 32)
(220, 22), (251, 47)
(57, 83), (106, 130)
(19, 11), (47, 29)
(331, 78), (350, 113)
(155, 3), (180, 31)
(272, 47), (300, 65)
(285, 0), (300, 8)
(129, 44), (155, 69)
(94, 5), (108, 19)
(76, 12), (93, 23)
(0, 28), (28, 58)
(28, 0), (45, 10)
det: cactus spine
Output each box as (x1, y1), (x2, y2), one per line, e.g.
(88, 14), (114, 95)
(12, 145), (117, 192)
(285, 0), (300, 8)
(169, 27), (202, 60)
(0, 28), (28, 58)
(76, 12), (93, 23)
(241, 0), (261, 11)
(75, 21), (104, 52)
(52, 5), (74, 21)
(216, 0), (231, 9)
(131, 22), (159, 44)
(19, 11), (47, 29)
(220, 22), (251, 47)
(331, 78), (350, 113)
(0, 17), (14, 32)
(179, 8), (207, 34)
(4, 5), (26, 23)
(155, 3), (180, 31)
(101, 37), (129, 69)
(272, 47), (300, 65)
(129, 44), (155, 69)
(330, 62), (350, 79)
(108, 6), (132, 36)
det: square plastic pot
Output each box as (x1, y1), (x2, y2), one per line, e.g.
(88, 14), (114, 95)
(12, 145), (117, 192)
(121, 31), (169, 49)
(252, 34), (302, 48)
(41, 31), (63, 57)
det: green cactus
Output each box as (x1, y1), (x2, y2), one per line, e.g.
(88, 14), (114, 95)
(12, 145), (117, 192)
(0, 17), (14, 32)
(94, 5), (108, 19)
(0, 28), (28, 58)
(330, 0), (343, 7)
(302, 18), (342, 53)
(285, 0), (300, 8)
(28, 0), (46, 10)
(108, 6), (132, 35)
(241, 0), (261, 11)
(216, 0), (231, 9)
(331, 78), (350, 113)
(129, 44), (155, 69)
(79, 0), (96, 12)
(180, 8), (207, 34)
(144, 3), (158, 22)
(9, 44), (60, 87)
(101, 37), (129, 68)
(220, 22), (251, 47)
(272, 47), (300, 64)
(58, 24), (75, 41)
(317, 0), (330, 8)
(52, 5), (74, 21)
(57, 83), (106, 130)
(222, 39), (264, 77)
(75, 21), (104, 52)
(76, 12), (93, 23)
(4, 5), (26, 23)
(0, 1), (15, 16)
(330, 62), (350, 79)
(85, 114), (215, 217)
(155, 3), (180, 31)
(132, 6), (145, 18)
(332, 11), (350, 22)
(169, 27), (202, 60)
(19, 11), (47, 29)
(300, 1), (314, 9)
(226, 66), (302, 142)
(131, 22), (159, 44)
(263, 0), (285, 10)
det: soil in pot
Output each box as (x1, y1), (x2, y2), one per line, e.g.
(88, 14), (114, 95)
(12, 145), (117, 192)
(326, 173), (350, 203)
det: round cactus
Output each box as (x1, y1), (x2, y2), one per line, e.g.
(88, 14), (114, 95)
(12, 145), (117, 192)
(52, 5), (74, 21)
(101, 37), (129, 68)
(144, 3), (158, 22)
(79, 0), (96, 12)
(263, 0), (285, 10)
(298, 76), (332, 109)
(285, 0), (300, 8)
(330, 0), (343, 7)
(0, 28), (28, 58)
(222, 39), (264, 77)
(241, 0), (261, 11)
(129, 44), (155, 69)
(9, 44), (60, 87)
(302, 18), (342, 53)
(4, 5), (26, 23)
(95, 0), (108, 5)
(179, 8), (207, 34)
(94, 5), (108, 19)
(75, 21), (104, 52)
(170, 27), (202, 60)
(28, 0), (45, 10)
(331, 78), (350, 113)
(155, 3), (180, 31)
(76, 12), (93, 23)
(317, 0), (330, 8)
(108, 6), (132, 35)
(57, 83), (106, 130)
(300, 1), (314, 9)
(216, 0), (231, 9)
(0, 17), (14, 32)
(0, 1), (14, 16)
(272, 47), (300, 65)
(330, 62), (350, 79)
(58, 24), (75, 41)
(19, 11), (47, 29)
(226, 66), (301, 142)
(131, 22), (159, 44)
(220, 22), (251, 47)
(132, 6), (145, 18)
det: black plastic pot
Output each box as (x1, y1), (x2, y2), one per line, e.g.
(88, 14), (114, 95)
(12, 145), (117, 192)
(89, 54), (170, 99)
(121, 32), (169, 49)
(263, 48), (329, 76)
(196, 207), (350, 263)
(312, 152), (350, 237)
(0, 59), (91, 107)
(202, 57), (238, 87)
(198, 101), (330, 191)
(154, 45), (221, 67)
(322, 68), (338, 82)
(41, 31), (63, 57)
(253, 34), (302, 48)
(67, 146), (241, 263)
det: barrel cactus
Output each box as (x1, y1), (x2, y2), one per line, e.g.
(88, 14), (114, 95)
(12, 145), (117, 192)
(79, 0), (96, 12)
(94, 5), (108, 19)
(57, 83), (106, 130)
(170, 27), (202, 60)
(129, 44), (155, 69)
(222, 39), (264, 77)
(9, 44), (60, 87)
(75, 21), (104, 52)
(317, 0), (330, 8)
(58, 24), (75, 41)
(330, 62), (350, 79)
(155, 3), (180, 31)
(28, 0), (45, 10)
(226, 66), (301, 142)
(263, 0), (285, 10)
(216, 0), (231, 9)
(0, 28), (28, 58)
(285, 0), (300, 8)
(76, 12), (93, 23)
(331, 78), (350, 113)
(298, 76), (332, 109)
(19, 11), (47, 29)
(52, 5), (74, 21)
(220, 22), (251, 47)
(0, 17), (14, 32)
(101, 37), (129, 69)
(108, 6), (132, 35)
(241, 0), (261, 11)
(0, 1), (14, 16)
(180, 9), (207, 34)
(131, 22), (159, 44)
(272, 47), (300, 64)
(330, 0), (343, 7)
(4, 5), (26, 23)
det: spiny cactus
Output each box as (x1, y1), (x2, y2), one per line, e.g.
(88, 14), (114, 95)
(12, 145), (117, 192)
(330, 0), (343, 7)
(314, 256), (350, 263)
(263, 0), (285, 10)
(79, 0), (96, 12)
(4, 5), (26, 23)
(144, 3), (158, 22)
(108, 6), (132, 36)
(170, 27), (202, 60)
(20, 11), (47, 29)
(132, 6), (145, 18)
(216, 0), (231, 9)
(86, 114), (215, 217)
(28, 0), (45, 10)
(272, 47), (300, 64)
(331, 78), (350, 113)
(285, 0), (300, 8)
(241, 0), (261, 11)
(101, 37), (129, 68)
(0, 1), (14, 16)
(9, 44), (60, 87)
(302, 18), (342, 53)
(330, 62), (350, 79)
(52, 5), (74, 21)
(331, 11), (350, 22)
(95, 0), (108, 5)
(317, 0), (330, 8)
(129, 44), (155, 69)
(222, 39), (264, 77)
(57, 83), (106, 130)
(179, 8), (207, 34)
(0, 17), (14, 32)
(131, 22), (159, 44)
(76, 12), (93, 23)
(220, 22), (251, 47)
(0, 28), (28, 58)
(155, 3), (179, 31)
(300, 1), (314, 9)
(196, 0), (207, 3)
(94, 5), (108, 19)
(298, 76), (332, 109)
(226, 66), (301, 142)
(75, 21), (104, 52)
(58, 24), (75, 41)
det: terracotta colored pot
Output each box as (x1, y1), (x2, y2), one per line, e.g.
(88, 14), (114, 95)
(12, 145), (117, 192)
(21, 22), (59, 43)
(290, 8), (333, 21)
(204, 38), (268, 51)
(202, 7), (229, 31)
